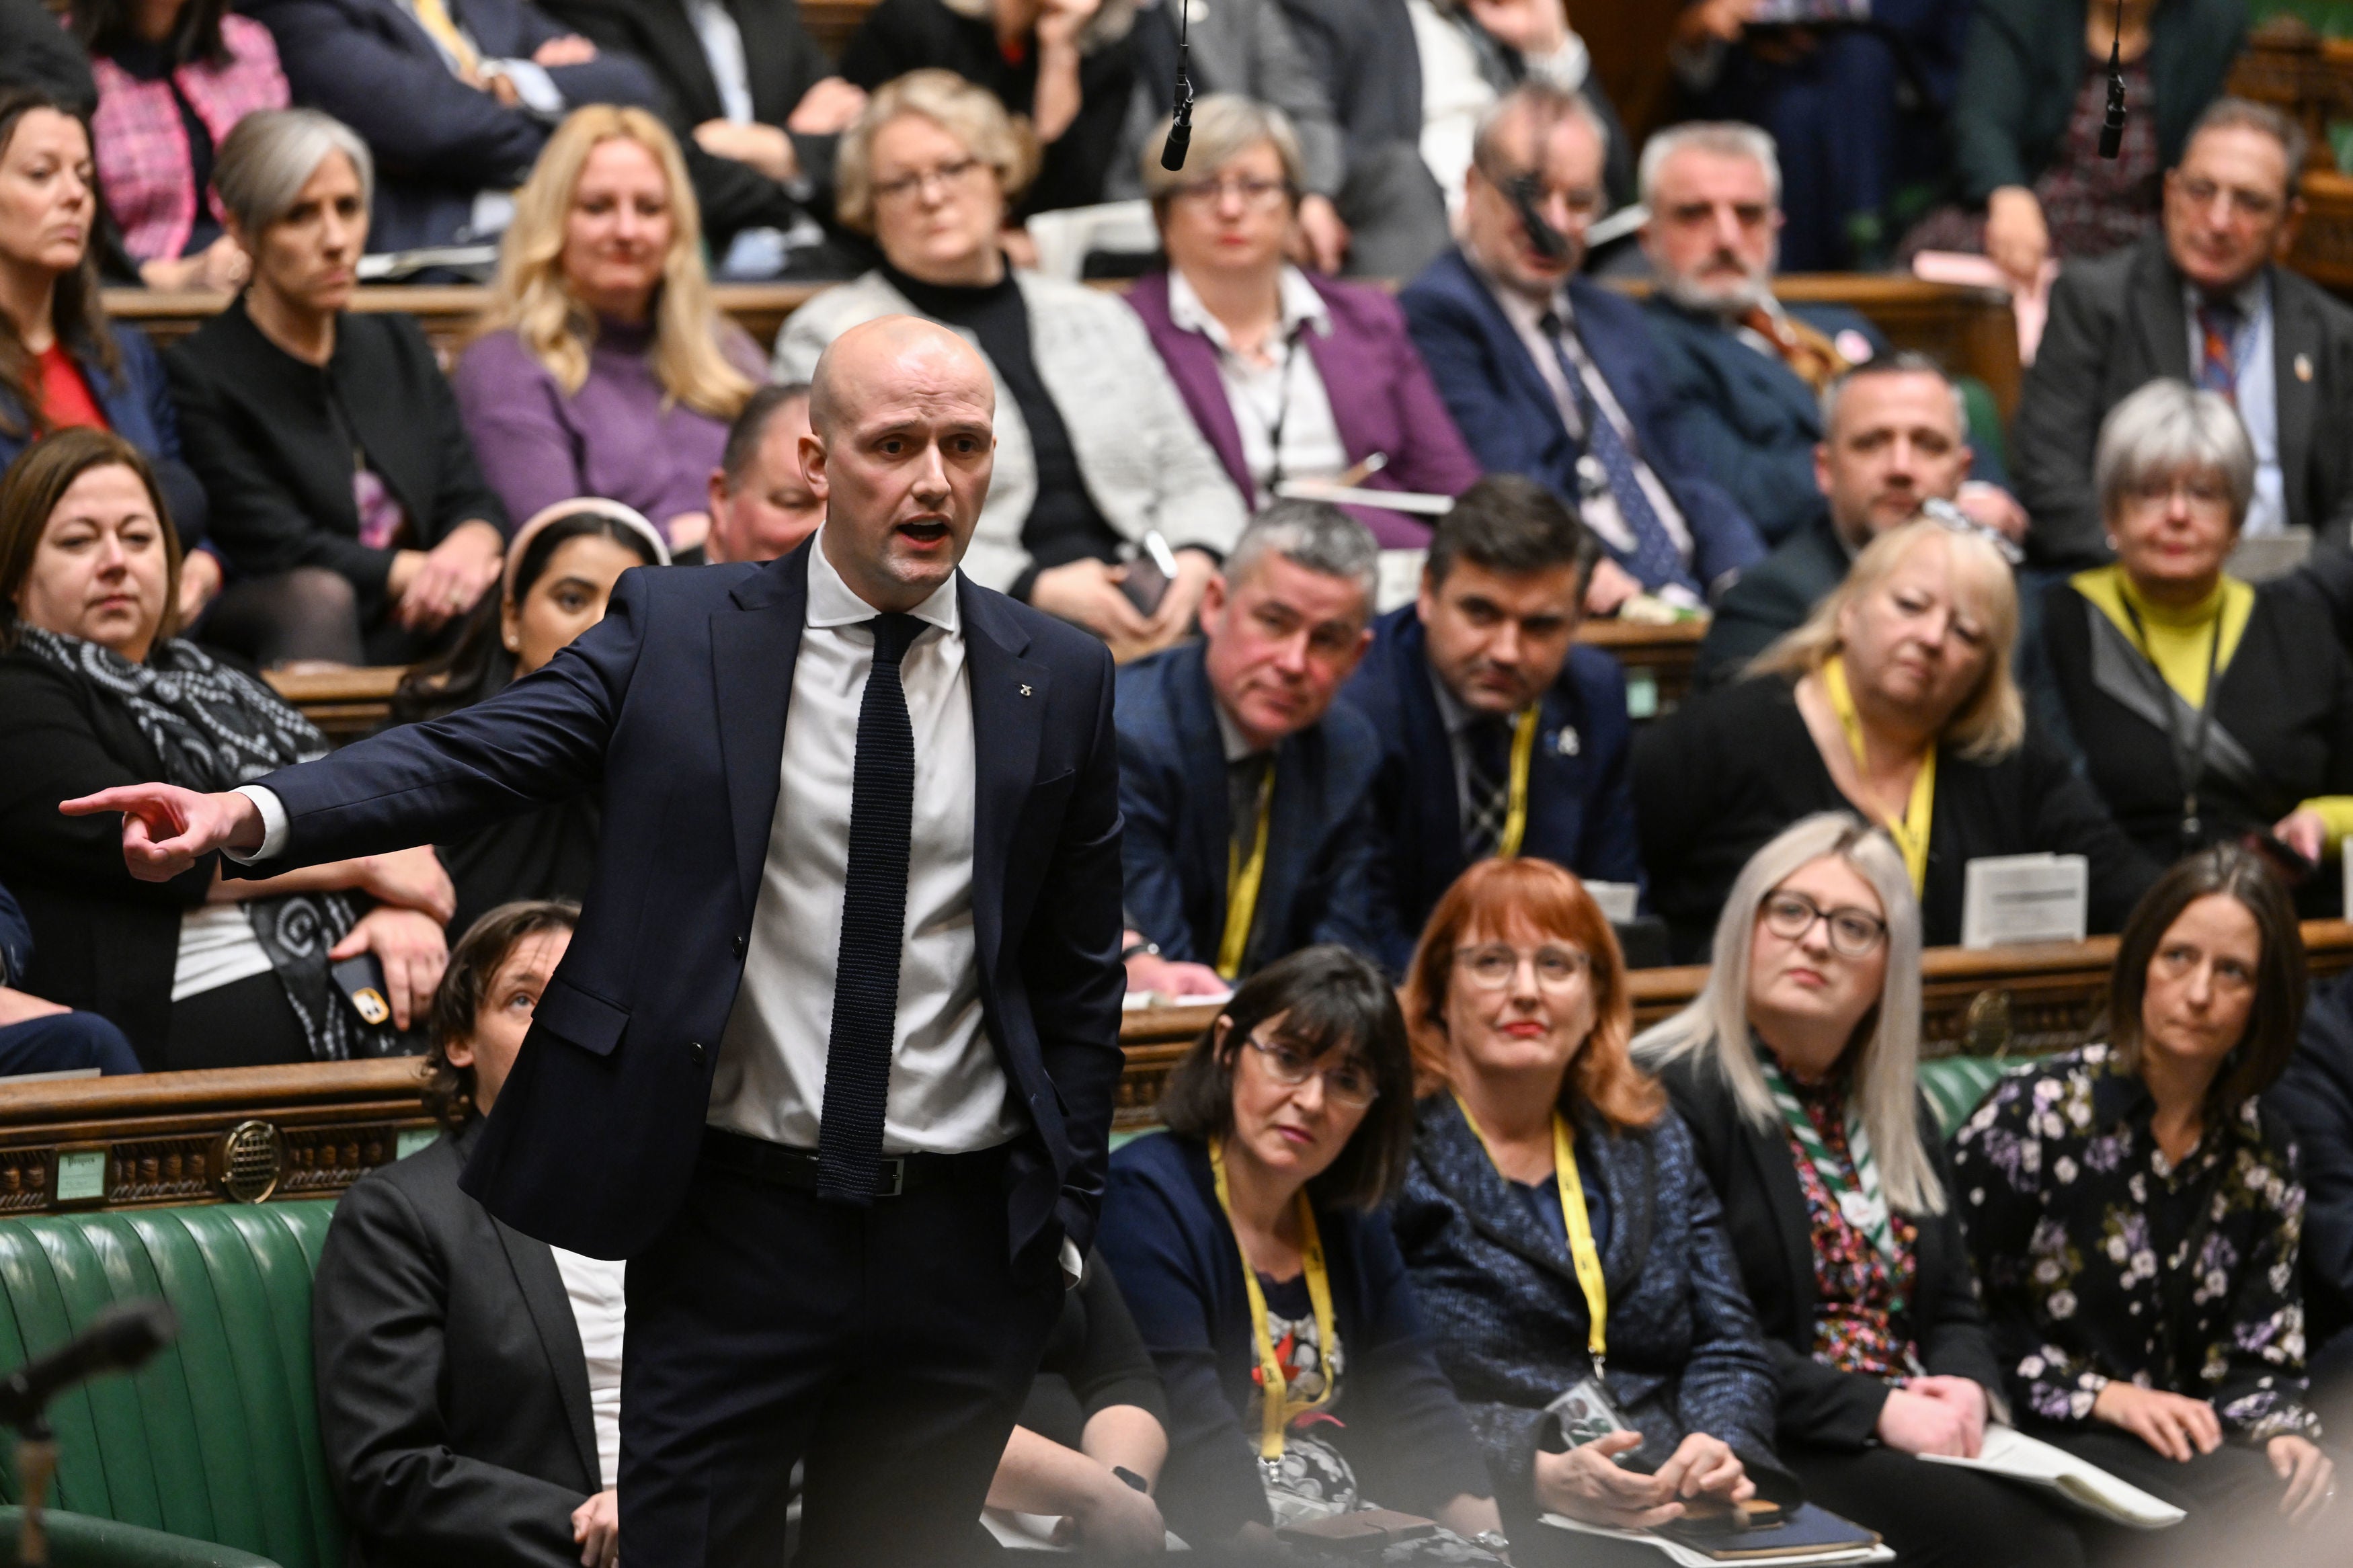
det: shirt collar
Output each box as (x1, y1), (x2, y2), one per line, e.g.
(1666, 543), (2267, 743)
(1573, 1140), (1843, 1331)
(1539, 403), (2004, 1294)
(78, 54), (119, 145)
(1479, 262), (1571, 337)
(804, 527), (961, 636)
(1211, 698), (1264, 763)
(1427, 661), (1481, 737)
(2184, 268), (2270, 323)
(1166, 265), (1332, 356)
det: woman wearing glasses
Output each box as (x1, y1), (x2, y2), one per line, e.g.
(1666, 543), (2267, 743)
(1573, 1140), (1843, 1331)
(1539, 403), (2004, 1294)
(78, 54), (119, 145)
(1096, 944), (1509, 1559)
(1633, 514), (2155, 959)
(1391, 858), (1790, 1563)
(773, 69), (1243, 660)
(1635, 813), (2089, 1568)
(2037, 380), (2353, 910)
(1123, 96), (1480, 550)
(1951, 845), (2337, 1551)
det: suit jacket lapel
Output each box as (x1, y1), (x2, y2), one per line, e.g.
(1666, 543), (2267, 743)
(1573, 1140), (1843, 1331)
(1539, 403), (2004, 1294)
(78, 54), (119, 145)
(1170, 645), (1238, 936)
(1446, 253), (1561, 423)
(711, 544), (810, 922)
(2138, 241), (2193, 380)
(1741, 1112), (1820, 1334)
(1252, 725), (1322, 969)
(961, 580), (1045, 981)
(2272, 271), (2319, 530)
(1393, 620), (1468, 907)
(492, 1217), (600, 1489)
(1419, 1098), (1585, 1292)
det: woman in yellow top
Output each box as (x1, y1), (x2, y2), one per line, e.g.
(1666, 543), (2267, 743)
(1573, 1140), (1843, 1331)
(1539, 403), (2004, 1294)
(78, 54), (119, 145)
(2039, 378), (2353, 908)
(1634, 516), (2159, 956)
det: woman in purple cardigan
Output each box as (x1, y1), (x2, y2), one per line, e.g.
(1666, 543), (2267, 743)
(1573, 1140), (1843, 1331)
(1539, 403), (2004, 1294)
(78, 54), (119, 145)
(1126, 95), (1481, 549)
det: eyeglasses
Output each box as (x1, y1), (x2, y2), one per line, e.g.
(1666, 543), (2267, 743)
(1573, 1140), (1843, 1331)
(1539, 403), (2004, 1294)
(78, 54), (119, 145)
(1171, 175), (1294, 211)
(2120, 476), (2233, 513)
(1483, 166), (1605, 224)
(873, 156), (986, 205)
(1453, 943), (1592, 991)
(1241, 1030), (1380, 1110)
(2173, 175), (2283, 223)
(2151, 942), (2257, 994)
(1759, 891), (1888, 958)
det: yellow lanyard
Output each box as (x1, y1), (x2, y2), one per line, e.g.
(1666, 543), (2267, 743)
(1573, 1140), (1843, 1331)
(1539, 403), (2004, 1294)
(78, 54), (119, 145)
(1209, 1137), (1339, 1461)
(1451, 1094), (1607, 1372)
(1823, 655), (1934, 894)
(1217, 764), (1275, 981)
(1497, 706), (1540, 860)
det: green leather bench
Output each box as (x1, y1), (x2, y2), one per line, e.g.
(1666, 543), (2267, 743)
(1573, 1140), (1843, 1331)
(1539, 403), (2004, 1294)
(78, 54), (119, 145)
(0, 1055), (2026, 1567)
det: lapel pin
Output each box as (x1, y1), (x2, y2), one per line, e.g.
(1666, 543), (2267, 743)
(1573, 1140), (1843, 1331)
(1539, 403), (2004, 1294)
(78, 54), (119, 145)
(1554, 726), (1580, 757)
(1019, 684), (1033, 697)
(2297, 353), (2315, 383)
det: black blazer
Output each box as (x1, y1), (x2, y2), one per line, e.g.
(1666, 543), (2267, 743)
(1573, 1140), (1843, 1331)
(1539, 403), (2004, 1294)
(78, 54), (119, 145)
(164, 297), (509, 612)
(1656, 1053), (2005, 1450)
(313, 1122), (604, 1567)
(2013, 235), (2353, 567)
(1693, 513), (1852, 692)
(0, 653), (214, 1062)
(238, 540), (1128, 1262)
(1632, 673), (2159, 959)
(531, 0), (838, 243)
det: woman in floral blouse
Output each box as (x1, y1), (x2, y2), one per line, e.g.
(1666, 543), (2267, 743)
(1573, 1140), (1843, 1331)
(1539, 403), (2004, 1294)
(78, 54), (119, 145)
(1952, 844), (2337, 1546)
(1636, 813), (2087, 1568)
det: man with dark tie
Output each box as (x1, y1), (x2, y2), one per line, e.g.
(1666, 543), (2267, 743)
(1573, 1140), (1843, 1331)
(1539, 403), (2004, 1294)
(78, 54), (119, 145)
(2015, 95), (2353, 567)
(61, 316), (1127, 1568)
(1340, 474), (1640, 972)
(1400, 82), (1763, 620)
(1114, 499), (1386, 995)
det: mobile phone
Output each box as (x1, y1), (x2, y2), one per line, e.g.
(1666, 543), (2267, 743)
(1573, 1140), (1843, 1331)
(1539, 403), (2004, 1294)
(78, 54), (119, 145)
(331, 952), (395, 1028)
(1119, 530), (1182, 616)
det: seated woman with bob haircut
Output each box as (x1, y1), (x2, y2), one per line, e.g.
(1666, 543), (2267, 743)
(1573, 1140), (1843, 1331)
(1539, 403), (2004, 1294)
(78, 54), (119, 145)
(1635, 516), (2156, 959)
(1097, 944), (1509, 1559)
(1952, 845), (2338, 1555)
(1390, 856), (1791, 1565)
(1635, 812), (2090, 1568)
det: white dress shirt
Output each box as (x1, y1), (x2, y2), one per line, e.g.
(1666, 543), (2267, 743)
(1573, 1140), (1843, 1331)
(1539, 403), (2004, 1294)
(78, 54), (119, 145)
(708, 531), (1017, 1155)
(549, 1247), (627, 1489)
(1168, 266), (1349, 508)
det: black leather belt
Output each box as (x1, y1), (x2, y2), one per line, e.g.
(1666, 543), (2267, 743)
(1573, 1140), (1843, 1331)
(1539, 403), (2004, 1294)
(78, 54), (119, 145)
(701, 1126), (1002, 1198)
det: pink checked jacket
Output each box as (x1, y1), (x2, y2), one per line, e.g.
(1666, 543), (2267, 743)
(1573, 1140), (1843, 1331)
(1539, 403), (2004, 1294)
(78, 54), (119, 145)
(91, 13), (288, 263)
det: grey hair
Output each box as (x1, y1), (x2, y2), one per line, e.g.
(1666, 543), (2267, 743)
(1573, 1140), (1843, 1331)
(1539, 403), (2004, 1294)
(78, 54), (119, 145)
(212, 108), (374, 237)
(1470, 82), (1607, 196)
(2186, 96), (2309, 198)
(1632, 812), (1944, 1215)
(1224, 499), (1378, 608)
(1637, 120), (1782, 211)
(1818, 350), (1968, 442)
(2094, 378), (2256, 530)
(1140, 93), (1306, 206)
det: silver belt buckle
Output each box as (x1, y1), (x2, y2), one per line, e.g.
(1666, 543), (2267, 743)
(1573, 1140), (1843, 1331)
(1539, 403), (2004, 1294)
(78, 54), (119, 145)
(877, 1157), (906, 1198)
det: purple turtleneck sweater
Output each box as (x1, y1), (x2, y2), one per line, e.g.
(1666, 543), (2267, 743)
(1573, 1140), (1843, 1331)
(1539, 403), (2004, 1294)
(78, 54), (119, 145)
(452, 318), (766, 542)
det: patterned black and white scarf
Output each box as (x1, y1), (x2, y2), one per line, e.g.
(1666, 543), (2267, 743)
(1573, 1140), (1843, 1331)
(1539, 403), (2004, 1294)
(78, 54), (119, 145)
(20, 627), (401, 1060)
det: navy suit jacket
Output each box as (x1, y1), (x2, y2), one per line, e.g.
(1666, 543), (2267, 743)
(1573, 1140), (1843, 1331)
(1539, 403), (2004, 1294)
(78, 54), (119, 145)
(237, 542), (1128, 1262)
(1341, 606), (1640, 972)
(1114, 642), (1386, 975)
(1400, 249), (1765, 594)
(249, 0), (660, 251)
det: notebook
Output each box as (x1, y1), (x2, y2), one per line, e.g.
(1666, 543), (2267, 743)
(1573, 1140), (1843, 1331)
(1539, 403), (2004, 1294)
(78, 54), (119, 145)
(1917, 1425), (2186, 1528)
(1545, 1503), (1890, 1565)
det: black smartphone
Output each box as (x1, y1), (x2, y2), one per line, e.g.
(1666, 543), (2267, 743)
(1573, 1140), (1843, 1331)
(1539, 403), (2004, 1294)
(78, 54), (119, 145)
(1119, 530), (1181, 617)
(330, 952), (395, 1029)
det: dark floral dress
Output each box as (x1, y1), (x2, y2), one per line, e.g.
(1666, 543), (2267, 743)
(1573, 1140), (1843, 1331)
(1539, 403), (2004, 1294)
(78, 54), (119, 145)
(1949, 1045), (2320, 1442)
(1781, 1066), (1923, 1378)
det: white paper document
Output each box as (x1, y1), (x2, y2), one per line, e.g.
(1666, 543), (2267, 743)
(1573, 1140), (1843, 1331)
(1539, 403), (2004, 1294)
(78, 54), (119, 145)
(1917, 1426), (2185, 1529)
(1541, 1514), (1892, 1565)
(1960, 854), (2089, 949)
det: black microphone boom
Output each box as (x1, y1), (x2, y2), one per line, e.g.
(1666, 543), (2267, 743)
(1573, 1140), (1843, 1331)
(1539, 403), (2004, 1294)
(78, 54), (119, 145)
(1158, 0), (1193, 171)
(2098, 0), (2126, 159)
(0, 1301), (177, 1428)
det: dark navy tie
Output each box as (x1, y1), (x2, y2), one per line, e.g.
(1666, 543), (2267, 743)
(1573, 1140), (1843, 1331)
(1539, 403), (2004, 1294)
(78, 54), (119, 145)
(1540, 311), (1700, 597)
(816, 611), (925, 1204)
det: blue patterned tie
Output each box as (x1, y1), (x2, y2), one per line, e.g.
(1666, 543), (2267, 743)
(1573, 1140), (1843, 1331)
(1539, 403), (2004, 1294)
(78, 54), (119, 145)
(2196, 302), (2241, 403)
(816, 612), (925, 1204)
(1542, 311), (1700, 596)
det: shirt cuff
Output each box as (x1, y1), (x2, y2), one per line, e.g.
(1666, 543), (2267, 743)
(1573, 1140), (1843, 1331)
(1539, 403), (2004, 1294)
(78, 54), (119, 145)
(225, 785), (289, 864)
(1060, 1237), (1084, 1289)
(483, 58), (565, 115)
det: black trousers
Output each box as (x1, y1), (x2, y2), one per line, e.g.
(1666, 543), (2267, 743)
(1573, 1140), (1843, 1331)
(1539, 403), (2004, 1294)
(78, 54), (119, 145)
(1784, 1442), (2091, 1568)
(618, 1145), (1064, 1568)
(2031, 1425), (2317, 1568)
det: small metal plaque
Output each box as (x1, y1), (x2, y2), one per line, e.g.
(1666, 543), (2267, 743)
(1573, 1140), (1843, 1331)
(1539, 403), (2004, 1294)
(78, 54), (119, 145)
(395, 1128), (439, 1161)
(54, 1149), (106, 1204)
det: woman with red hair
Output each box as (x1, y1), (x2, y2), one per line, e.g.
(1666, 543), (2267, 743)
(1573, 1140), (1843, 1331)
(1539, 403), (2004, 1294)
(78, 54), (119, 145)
(1390, 857), (1794, 1564)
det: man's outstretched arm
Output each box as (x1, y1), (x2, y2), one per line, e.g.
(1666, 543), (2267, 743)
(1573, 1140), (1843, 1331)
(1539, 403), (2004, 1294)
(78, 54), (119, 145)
(58, 783), (265, 882)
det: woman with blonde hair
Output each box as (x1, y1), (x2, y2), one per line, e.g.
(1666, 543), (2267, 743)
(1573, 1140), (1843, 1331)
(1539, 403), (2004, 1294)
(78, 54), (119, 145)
(454, 105), (765, 551)
(1633, 515), (2155, 956)
(774, 69), (1243, 658)
(1390, 856), (1792, 1563)
(1634, 813), (2089, 1568)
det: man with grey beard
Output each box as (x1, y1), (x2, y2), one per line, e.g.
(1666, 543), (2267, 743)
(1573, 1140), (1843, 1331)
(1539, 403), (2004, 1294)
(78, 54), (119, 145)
(1640, 122), (2028, 552)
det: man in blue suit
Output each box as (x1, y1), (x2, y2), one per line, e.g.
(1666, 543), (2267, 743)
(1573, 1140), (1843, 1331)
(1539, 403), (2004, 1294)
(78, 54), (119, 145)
(1342, 475), (1640, 973)
(1116, 500), (1388, 992)
(1401, 83), (1764, 619)
(66, 317), (1126, 1568)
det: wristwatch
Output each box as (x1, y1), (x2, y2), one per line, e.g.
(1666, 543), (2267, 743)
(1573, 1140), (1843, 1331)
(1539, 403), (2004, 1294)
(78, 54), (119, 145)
(1120, 938), (1162, 961)
(1468, 1529), (1511, 1555)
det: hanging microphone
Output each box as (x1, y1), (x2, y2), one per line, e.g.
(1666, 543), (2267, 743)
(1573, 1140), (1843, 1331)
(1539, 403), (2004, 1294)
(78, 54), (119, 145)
(0, 1301), (176, 1428)
(2098, 0), (2126, 159)
(1159, 0), (1194, 171)
(1509, 176), (1568, 262)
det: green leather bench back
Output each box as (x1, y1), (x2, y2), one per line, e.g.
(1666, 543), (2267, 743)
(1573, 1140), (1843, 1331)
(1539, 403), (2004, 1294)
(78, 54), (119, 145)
(1919, 1055), (2016, 1139)
(0, 1508), (280, 1567)
(0, 1204), (341, 1568)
